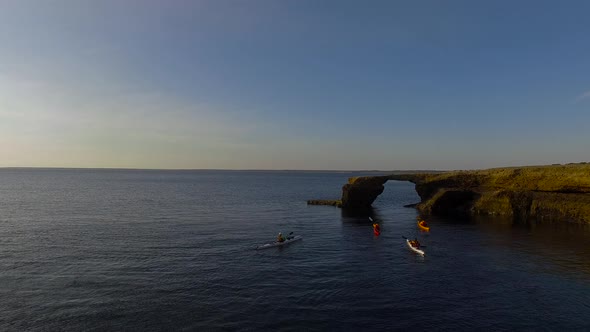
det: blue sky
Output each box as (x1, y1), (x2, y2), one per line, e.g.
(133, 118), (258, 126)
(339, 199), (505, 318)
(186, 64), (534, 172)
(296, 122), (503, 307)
(1, 0), (589, 170)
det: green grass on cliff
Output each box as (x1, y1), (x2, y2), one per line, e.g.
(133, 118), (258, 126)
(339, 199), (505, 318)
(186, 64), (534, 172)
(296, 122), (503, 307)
(348, 176), (389, 185)
(417, 163), (590, 193)
(407, 163), (590, 224)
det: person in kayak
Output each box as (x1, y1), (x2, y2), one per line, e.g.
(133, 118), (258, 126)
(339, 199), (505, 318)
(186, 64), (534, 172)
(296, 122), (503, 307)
(373, 223), (381, 236)
(410, 238), (421, 248)
(277, 233), (285, 242)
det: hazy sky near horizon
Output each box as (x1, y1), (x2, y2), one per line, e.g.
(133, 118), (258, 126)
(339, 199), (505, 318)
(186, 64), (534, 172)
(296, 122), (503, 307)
(1, 0), (589, 170)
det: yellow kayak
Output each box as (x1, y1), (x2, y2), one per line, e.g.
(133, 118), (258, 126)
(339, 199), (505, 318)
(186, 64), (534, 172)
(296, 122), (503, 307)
(418, 220), (430, 231)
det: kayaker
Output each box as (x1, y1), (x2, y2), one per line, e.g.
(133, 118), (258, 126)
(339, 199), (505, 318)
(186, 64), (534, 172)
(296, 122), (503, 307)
(277, 233), (285, 242)
(411, 238), (421, 248)
(373, 223), (381, 236)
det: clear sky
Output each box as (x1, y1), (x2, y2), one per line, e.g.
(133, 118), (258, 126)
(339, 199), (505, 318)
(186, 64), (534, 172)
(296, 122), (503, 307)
(1, 0), (589, 170)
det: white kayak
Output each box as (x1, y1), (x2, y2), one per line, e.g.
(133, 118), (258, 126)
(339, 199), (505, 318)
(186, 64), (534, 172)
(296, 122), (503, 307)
(256, 236), (303, 250)
(406, 239), (425, 256)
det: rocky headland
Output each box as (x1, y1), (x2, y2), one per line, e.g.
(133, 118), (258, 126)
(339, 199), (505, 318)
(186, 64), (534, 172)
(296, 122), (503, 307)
(308, 164), (590, 224)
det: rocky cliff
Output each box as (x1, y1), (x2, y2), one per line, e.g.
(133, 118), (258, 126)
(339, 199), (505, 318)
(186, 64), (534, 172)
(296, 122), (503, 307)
(308, 164), (590, 224)
(307, 176), (389, 209)
(397, 164), (590, 224)
(341, 176), (390, 209)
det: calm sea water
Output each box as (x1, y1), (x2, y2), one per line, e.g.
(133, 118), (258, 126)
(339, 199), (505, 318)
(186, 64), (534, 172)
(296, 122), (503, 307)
(1, 169), (589, 331)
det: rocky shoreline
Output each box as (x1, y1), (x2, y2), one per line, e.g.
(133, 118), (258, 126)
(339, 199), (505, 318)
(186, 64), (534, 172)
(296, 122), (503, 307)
(308, 164), (590, 224)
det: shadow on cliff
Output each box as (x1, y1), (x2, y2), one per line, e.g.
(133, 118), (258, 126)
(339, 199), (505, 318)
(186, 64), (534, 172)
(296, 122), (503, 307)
(430, 190), (481, 217)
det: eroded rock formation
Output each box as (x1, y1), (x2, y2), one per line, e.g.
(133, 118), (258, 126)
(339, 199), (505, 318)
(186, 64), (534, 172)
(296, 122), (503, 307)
(307, 176), (388, 209)
(341, 176), (389, 208)
(401, 164), (590, 223)
(308, 164), (590, 224)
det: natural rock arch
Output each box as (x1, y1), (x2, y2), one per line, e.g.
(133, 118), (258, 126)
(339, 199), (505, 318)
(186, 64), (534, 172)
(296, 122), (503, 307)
(307, 174), (419, 209)
(308, 165), (590, 224)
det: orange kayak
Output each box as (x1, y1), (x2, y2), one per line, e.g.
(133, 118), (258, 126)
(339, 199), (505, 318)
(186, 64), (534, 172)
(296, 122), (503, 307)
(417, 220), (430, 231)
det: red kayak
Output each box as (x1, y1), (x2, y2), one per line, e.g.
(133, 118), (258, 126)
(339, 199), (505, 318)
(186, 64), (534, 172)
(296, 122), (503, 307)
(373, 223), (381, 236)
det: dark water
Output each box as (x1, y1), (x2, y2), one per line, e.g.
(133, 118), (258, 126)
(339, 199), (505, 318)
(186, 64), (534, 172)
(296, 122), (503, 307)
(1, 169), (589, 331)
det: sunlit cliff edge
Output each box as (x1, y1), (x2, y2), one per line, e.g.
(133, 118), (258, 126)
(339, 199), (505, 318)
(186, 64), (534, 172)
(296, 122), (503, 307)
(308, 163), (590, 224)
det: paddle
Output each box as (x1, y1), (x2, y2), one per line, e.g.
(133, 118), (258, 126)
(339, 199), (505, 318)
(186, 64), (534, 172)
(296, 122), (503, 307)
(369, 217), (379, 228)
(286, 231), (294, 240)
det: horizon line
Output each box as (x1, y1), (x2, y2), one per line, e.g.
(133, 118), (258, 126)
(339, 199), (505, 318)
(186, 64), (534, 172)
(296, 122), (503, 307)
(2, 162), (586, 172)
(0, 166), (446, 172)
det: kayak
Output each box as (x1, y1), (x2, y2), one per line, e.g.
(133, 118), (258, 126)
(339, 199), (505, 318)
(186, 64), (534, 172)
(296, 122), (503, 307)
(406, 239), (425, 256)
(418, 220), (430, 231)
(373, 223), (380, 236)
(256, 236), (302, 250)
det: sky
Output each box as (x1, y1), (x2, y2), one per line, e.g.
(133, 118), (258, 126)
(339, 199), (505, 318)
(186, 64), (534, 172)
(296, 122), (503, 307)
(1, 0), (589, 170)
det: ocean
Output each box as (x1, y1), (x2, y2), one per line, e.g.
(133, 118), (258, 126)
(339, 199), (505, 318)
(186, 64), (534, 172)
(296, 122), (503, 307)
(1, 168), (589, 331)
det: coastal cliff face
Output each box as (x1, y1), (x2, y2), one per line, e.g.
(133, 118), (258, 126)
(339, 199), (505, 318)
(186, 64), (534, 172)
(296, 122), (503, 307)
(306, 176), (389, 209)
(308, 164), (590, 224)
(390, 164), (590, 224)
(341, 176), (389, 208)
